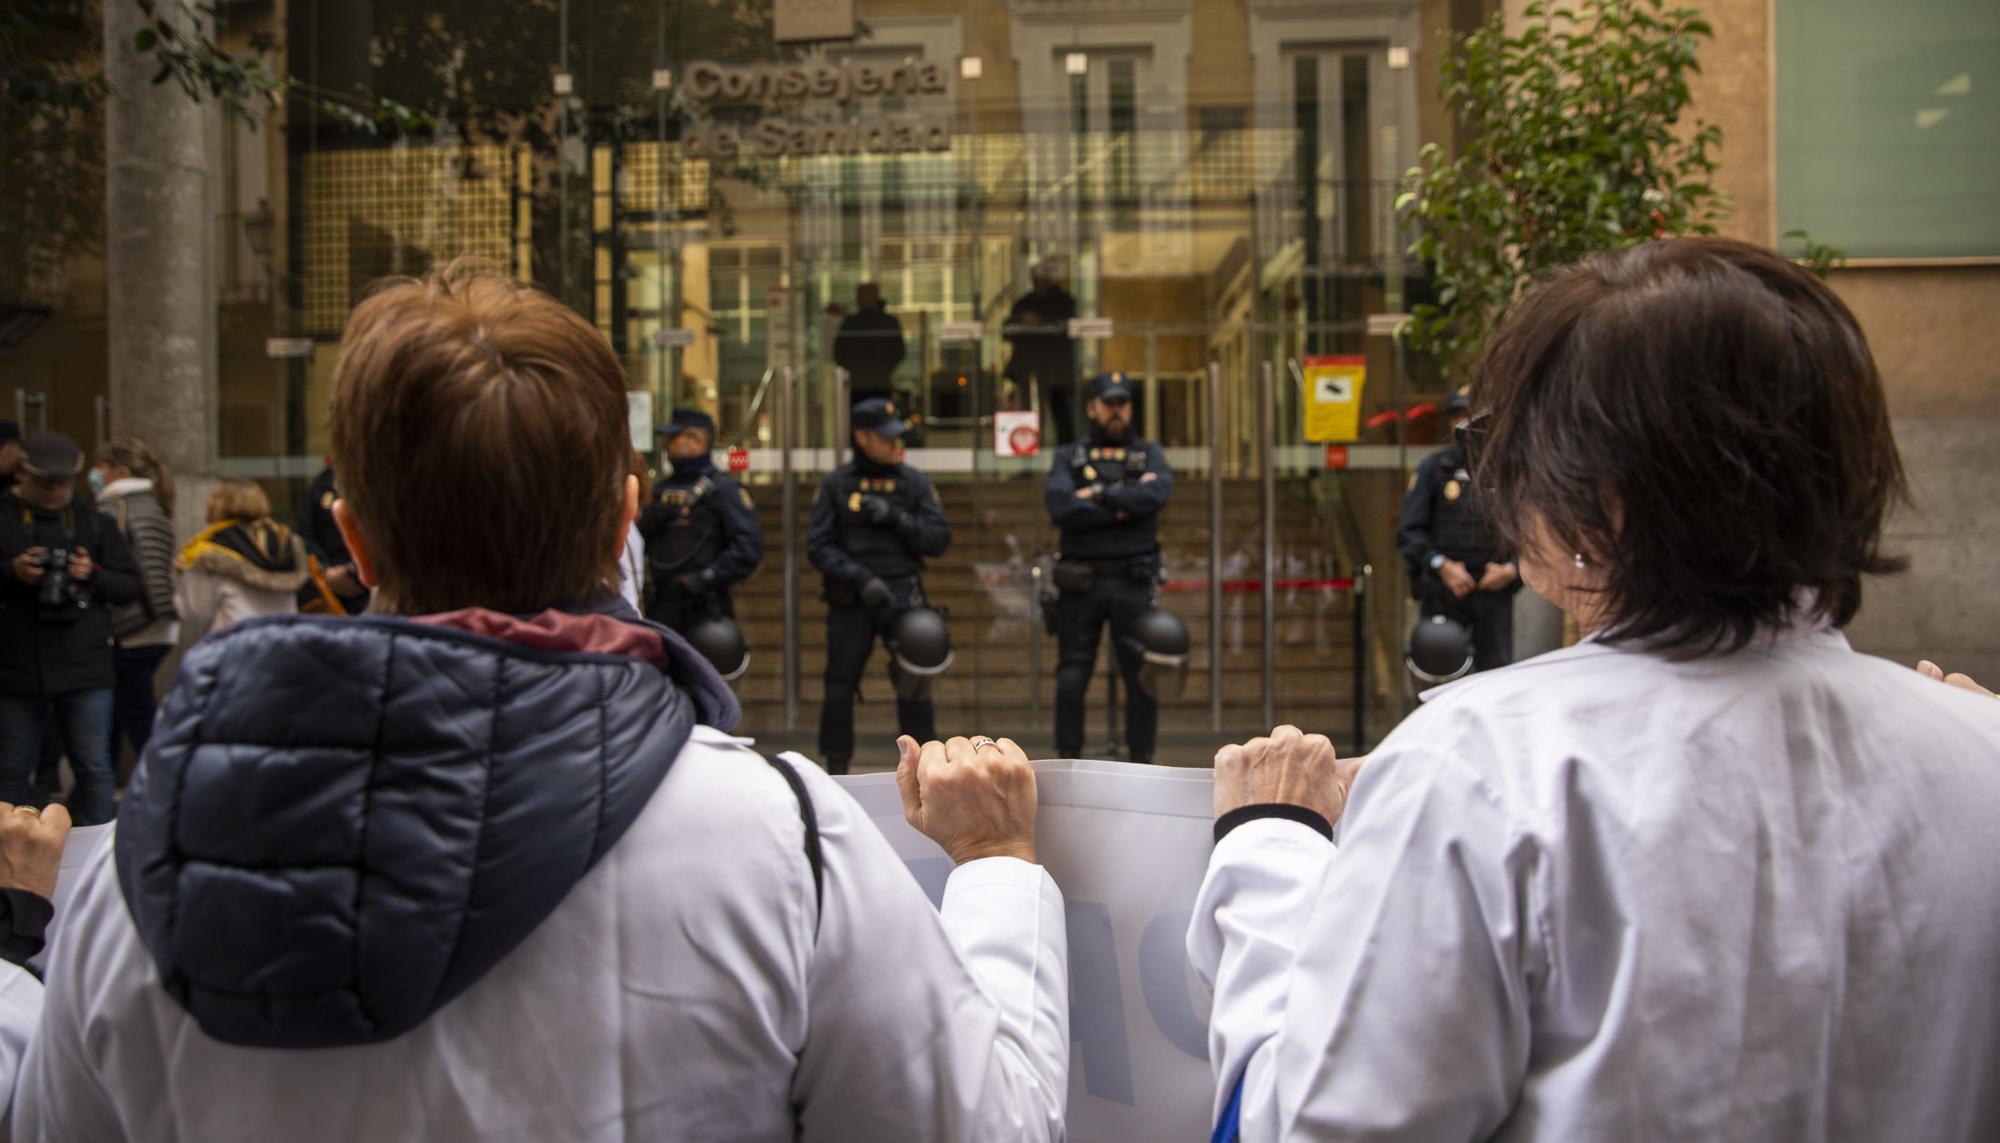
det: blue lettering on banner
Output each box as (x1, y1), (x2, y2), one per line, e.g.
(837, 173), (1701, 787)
(1066, 901), (1135, 1105)
(898, 857), (1212, 1103)
(1139, 910), (1209, 1059)
(907, 857), (951, 908)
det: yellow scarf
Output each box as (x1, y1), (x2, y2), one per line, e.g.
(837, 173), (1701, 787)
(178, 518), (277, 570)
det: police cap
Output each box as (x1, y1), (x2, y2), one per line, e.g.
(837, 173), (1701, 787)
(1088, 372), (1133, 403)
(852, 397), (909, 438)
(660, 408), (716, 440)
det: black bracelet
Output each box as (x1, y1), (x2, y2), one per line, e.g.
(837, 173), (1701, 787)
(1214, 803), (1333, 846)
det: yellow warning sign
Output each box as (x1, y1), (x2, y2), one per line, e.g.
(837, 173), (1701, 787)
(1303, 355), (1367, 442)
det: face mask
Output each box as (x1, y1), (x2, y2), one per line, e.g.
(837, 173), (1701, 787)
(87, 468), (106, 497)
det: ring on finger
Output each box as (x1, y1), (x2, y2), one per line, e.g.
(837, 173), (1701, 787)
(11, 806), (38, 817)
(970, 736), (998, 752)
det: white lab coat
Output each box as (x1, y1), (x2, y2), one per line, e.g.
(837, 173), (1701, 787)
(1192, 624), (2000, 1141)
(16, 726), (1070, 1141)
(0, 960), (39, 1120)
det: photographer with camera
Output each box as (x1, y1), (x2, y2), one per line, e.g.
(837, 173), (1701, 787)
(0, 433), (138, 825)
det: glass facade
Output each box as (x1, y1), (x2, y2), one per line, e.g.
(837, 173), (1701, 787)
(19, 0), (1489, 757)
(241, 0), (1438, 454)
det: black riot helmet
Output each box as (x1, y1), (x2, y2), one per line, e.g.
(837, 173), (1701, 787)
(1406, 613), (1473, 684)
(684, 615), (750, 681)
(1123, 608), (1191, 701)
(888, 606), (954, 699)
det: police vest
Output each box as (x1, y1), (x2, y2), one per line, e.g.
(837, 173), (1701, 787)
(647, 476), (725, 576)
(1060, 439), (1161, 558)
(833, 467), (928, 576)
(1428, 457), (1500, 565)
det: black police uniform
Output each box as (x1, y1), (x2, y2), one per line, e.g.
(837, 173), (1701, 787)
(639, 419), (763, 634)
(805, 401), (951, 773)
(1044, 379), (1174, 762)
(1395, 444), (1517, 672)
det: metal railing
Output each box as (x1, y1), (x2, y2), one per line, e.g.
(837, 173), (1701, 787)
(743, 367), (777, 433)
(779, 365), (800, 730)
(1207, 359), (1225, 733)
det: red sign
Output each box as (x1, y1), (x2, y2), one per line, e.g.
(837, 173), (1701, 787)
(1008, 423), (1041, 458)
(1324, 444), (1350, 470)
(727, 448), (750, 473)
(993, 410), (1041, 458)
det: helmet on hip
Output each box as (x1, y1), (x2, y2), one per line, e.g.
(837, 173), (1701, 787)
(887, 606), (953, 700)
(1122, 607), (1190, 701)
(684, 614), (751, 682)
(1406, 613), (1473, 684)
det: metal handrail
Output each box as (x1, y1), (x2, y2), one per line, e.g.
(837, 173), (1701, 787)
(743, 366), (776, 431)
(1353, 563), (1371, 753)
(1206, 359), (1224, 734)
(779, 366), (799, 730)
(1258, 360), (1277, 734)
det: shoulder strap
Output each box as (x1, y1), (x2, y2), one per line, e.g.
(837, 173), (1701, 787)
(688, 476), (715, 506)
(760, 753), (825, 933)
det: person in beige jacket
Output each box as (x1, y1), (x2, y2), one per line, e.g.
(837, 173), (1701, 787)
(175, 480), (310, 640)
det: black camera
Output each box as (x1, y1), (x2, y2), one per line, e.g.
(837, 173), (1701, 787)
(35, 548), (86, 623)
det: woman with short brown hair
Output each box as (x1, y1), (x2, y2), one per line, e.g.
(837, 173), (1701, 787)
(173, 478), (309, 640)
(1194, 238), (2000, 1141)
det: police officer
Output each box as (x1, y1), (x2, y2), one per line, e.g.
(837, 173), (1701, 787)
(638, 408), (763, 633)
(1396, 391), (1519, 673)
(1045, 372), (1174, 763)
(806, 397), (952, 774)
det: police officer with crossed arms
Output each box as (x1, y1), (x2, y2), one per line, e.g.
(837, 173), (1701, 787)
(1045, 372), (1178, 763)
(638, 408), (762, 672)
(1396, 391), (1519, 675)
(807, 397), (952, 774)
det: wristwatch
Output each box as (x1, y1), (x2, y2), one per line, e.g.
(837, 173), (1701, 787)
(1428, 553), (1446, 571)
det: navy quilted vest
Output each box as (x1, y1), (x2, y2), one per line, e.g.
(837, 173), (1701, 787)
(115, 610), (729, 1049)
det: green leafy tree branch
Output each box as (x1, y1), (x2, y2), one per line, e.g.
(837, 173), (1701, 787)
(1398, 0), (1726, 381)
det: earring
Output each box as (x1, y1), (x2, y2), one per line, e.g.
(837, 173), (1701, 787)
(1572, 553), (1587, 570)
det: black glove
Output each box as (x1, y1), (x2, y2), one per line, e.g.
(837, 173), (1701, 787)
(858, 576), (894, 610)
(858, 495), (896, 527)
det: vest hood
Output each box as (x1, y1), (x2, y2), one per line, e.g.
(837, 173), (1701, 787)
(114, 607), (732, 1049)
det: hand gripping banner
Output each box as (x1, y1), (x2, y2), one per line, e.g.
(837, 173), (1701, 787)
(835, 760), (1217, 1142)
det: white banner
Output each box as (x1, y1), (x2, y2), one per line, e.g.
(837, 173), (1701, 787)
(835, 760), (1216, 1143)
(48, 764), (1220, 1139)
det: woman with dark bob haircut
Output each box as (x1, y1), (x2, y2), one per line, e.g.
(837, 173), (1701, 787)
(1189, 237), (2000, 1142)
